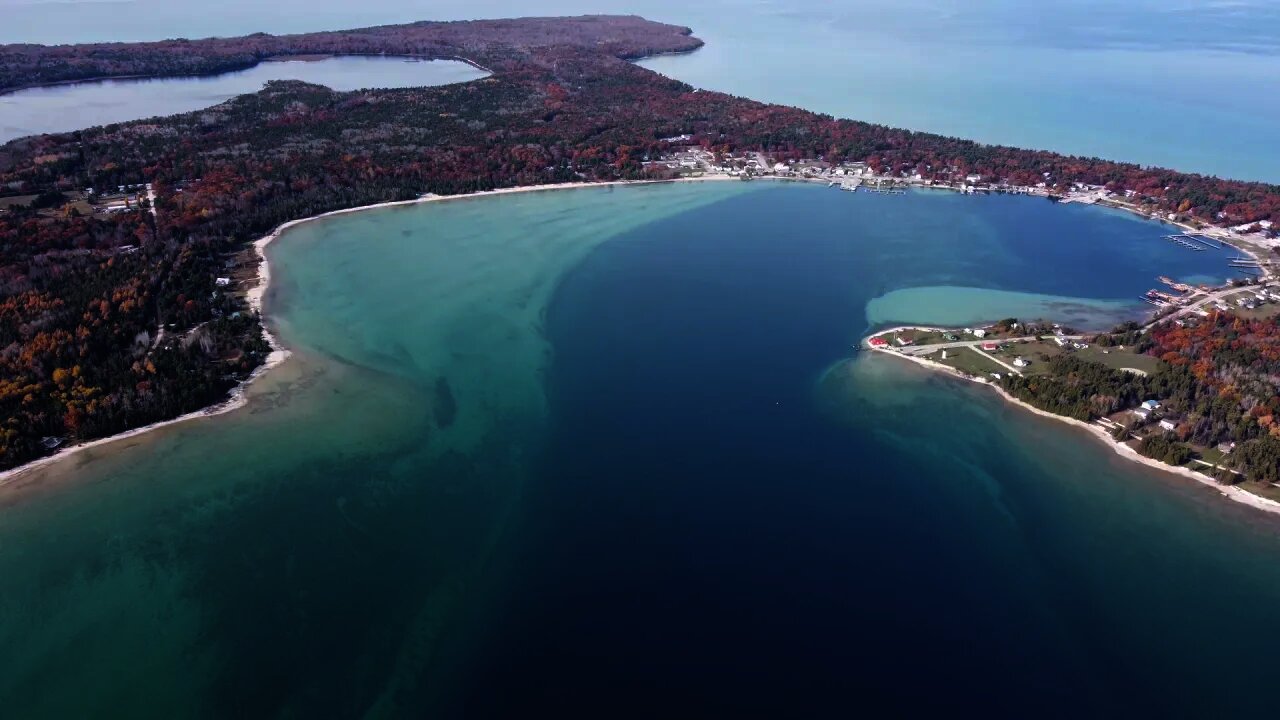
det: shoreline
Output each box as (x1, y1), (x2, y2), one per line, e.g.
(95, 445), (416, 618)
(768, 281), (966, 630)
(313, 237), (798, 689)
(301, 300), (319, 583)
(0, 53), (490, 98)
(2, 173), (1262, 495)
(0, 174), (742, 487)
(862, 340), (1280, 517)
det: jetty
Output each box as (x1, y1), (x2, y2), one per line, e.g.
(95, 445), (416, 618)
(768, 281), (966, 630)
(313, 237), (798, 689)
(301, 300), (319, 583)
(1158, 276), (1193, 293)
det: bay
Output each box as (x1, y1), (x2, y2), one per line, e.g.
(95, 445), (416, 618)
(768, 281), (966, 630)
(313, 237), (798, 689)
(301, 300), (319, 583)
(2, 182), (1278, 717)
(0, 56), (486, 144)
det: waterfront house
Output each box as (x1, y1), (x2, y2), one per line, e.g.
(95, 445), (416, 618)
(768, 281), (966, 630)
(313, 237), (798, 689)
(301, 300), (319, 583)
(895, 336), (914, 346)
(868, 337), (888, 348)
(972, 328), (987, 338)
(981, 342), (998, 351)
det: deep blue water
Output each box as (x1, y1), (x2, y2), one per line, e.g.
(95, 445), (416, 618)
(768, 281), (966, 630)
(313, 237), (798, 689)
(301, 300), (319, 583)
(439, 185), (1275, 717)
(3, 181), (1280, 718)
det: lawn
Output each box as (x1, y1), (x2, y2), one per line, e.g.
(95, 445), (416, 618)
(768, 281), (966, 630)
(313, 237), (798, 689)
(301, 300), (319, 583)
(933, 347), (1008, 377)
(1074, 345), (1165, 375)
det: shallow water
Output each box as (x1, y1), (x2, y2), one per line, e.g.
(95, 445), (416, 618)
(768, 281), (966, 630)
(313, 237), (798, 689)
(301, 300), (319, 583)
(1, 181), (1276, 717)
(0, 56), (486, 143)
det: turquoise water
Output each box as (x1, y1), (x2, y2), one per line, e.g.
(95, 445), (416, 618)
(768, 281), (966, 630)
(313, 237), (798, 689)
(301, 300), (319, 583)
(2, 182), (1279, 716)
(2, 0), (1278, 181)
(0, 56), (486, 143)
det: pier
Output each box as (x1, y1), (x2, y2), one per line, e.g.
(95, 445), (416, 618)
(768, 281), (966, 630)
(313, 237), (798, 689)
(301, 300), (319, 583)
(1163, 234), (1207, 251)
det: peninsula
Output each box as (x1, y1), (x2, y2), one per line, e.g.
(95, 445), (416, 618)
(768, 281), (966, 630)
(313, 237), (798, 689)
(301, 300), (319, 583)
(863, 297), (1280, 513)
(2, 14), (1280, 475)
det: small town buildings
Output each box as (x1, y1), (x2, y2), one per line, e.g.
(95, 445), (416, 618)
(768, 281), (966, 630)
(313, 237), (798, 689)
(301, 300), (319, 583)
(981, 342), (998, 351)
(895, 336), (914, 346)
(1141, 400), (1161, 411)
(972, 328), (987, 338)
(868, 337), (888, 348)
(1158, 419), (1177, 432)
(1132, 408), (1151, 420)
(1012, 357), (1029, 368)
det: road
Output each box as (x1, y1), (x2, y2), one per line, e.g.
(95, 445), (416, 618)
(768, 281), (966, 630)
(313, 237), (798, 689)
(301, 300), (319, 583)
(889, 334), (1084, 356)
(1146, 282), (1277, 328)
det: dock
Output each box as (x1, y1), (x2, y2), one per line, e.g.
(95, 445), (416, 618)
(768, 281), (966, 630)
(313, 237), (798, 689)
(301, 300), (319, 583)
(1163, 234), (1207, 251)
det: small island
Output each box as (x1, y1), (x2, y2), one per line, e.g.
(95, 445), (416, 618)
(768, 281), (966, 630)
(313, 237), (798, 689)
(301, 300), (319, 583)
(864, 288), (1280, 512)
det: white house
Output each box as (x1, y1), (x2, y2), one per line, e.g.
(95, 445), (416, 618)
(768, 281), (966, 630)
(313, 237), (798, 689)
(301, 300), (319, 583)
(972, 328), (987, 338)
(1158, 419), (1177, 432)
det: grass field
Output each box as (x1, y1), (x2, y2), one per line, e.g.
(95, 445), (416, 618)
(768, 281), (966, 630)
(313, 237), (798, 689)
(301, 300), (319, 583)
(1074, 345), (1165, 375)
(932, 347), (1008, 377)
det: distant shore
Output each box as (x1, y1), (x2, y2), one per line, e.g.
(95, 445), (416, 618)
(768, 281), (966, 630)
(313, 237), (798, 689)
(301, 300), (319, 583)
(861, 333), (1280, 517)
(0, 174), (742, 487)
(0, 53), (492, 98)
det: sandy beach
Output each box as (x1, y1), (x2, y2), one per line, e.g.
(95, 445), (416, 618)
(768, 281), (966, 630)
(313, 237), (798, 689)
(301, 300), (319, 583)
(0, 174), (743, 486)
(863, 341), (1280, 517)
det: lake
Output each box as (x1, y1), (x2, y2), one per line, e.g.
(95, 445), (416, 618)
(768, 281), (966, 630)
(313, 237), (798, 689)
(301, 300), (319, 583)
(0, 56), (486, 143)
(3, 182), (1280, 717)
(2, 0), (1278, 181)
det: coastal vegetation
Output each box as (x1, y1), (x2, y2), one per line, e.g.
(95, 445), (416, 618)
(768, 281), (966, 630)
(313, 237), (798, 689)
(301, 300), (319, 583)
(872, 306), (1280, 500)
(2, 14), (1280, 470)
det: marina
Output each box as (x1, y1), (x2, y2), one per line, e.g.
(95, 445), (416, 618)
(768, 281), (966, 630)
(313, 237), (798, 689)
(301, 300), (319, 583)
(1165, 234), (1208, 251)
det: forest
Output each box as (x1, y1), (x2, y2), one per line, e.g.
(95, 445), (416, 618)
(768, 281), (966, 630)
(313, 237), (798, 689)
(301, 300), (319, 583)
(1003, 312), (1280, 485)
(2, 15), (1280, 470)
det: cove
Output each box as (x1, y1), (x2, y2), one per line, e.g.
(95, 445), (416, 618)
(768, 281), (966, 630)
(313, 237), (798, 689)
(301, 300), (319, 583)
(0, 56), (487, 143)
(1, 181), (1278, 717)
